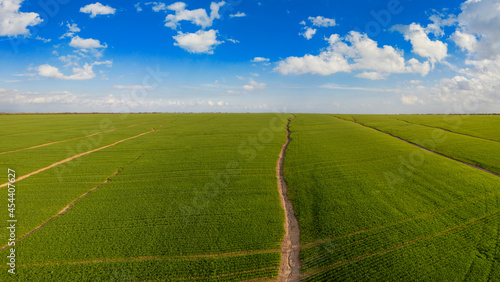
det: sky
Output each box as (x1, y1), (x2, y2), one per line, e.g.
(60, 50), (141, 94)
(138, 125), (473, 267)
(0, 0), (499, 114)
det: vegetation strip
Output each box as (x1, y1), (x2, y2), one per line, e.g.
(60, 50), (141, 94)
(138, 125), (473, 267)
(0, 122), (148, 155)
(305, 209), (500, 276)
(396, 118), (500, 143)
(0, 169), (120, 252)
(277, 118), (301, 281)
(8, 249), (281, 268)
(342, 117), (500, 178)
(0, 129), (155, 189)
(138, 266), (279, 281)
(301, 189), (500, 249)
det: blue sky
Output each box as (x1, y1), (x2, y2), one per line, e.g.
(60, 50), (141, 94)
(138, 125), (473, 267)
(0, 0), (499, 113)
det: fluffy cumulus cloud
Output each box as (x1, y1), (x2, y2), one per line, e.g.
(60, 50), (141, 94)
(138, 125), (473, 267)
(173, 29), (222, 54)
(276, 31), (430, 78)
(164, 1), (225, 29)
(419, 0), (500, 110)
(242, 79), (266, 91)
(451, 30), (477, 53)
(60, 22), (81, 39)
(299, 15), (336, 40)
(37, 60), (111, 80)
(146, 2), (167, 12)
(69, 36), (107, 49)
(37, 64), (96, 80)
(308, 16), (336, 27)
(251, 57), (270, 63)
(0, 0), (43, 36)
(393, 23), (448, 64)
(300, 27), (317, 40)
(230, 12), (246, 18)
(401, 95), (424, 105)
(80, 2), (116, 18)
(454, 0), (500, 59)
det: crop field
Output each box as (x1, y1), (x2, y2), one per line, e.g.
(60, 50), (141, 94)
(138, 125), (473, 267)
(0, 113), (291, 281)
(0, 113), (498, 281)
(285, 114), (500, 280)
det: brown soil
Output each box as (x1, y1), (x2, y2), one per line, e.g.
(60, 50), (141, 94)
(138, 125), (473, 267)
(277, 118), (301, 281)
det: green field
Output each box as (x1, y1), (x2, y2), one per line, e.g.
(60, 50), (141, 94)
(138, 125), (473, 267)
(0, 113), (498, 281)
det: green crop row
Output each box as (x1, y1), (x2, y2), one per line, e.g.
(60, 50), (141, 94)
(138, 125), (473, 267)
(284, 114), (500, 280)
(336, 114), (500, 175)
(0, 113), (291, 280)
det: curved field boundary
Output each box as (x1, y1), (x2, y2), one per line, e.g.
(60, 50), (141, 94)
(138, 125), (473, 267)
(396, 118), (500, 143)
(0, 128), (155, 189)
(277, 118), (301, 282)
(304, 209), (500, 277)
(0, 122), (148, 155)
(0, 170), (120, 252)
(301, 189), (500, 249)
(338, 117), (500, 178)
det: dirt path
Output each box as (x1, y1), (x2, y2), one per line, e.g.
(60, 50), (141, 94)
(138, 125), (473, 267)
(344, 118), (500, 178)
(277, 118), (301, 281)
(0, 129), (154, 189)
(0, 122), (148, 156)
(0, 169), (120, 252)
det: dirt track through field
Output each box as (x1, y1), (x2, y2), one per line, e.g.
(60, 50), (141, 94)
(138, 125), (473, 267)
(0, 169), (120, 252)
(0, 129), (154, 189)
(342, 117), (500, 178)
(277, 118), (301, 281)
(0, 122), (148, 155)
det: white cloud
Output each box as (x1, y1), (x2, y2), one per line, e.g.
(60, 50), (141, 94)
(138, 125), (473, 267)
(276, 31), (430, 77)
(320, 84), (401, 93)
(146, 2), (167, 12)
(69, 36), (107, 49)
(401, 95), (424, 105)
(251, 57), (270, 63)
(135, 3), (142, 12)
(308, 16), (336, 27)
(355, 72), (387, 80)
(451, 30), (478, 53)
(0, 0), (43, 36)
(230, 12), (246, 18)
(173, 29), (222, 54)
(299, 16), (336, 40)
(59, 55), (80, 67)
(37, 64), (96, 80)
(300, 27), (317, 40)
(164, 1), (225, 29)
(455, 0), (500, 59)
(35, 36), (50, 43)
(227, 38), (239, 43)
(114, 85), (153, 90)
(426, 13), (457, 37)
(242, 79), (266, 91)
(60, 22), (81, 39)
(393, 23), (448, 64)
(80, 3), (116, 18)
